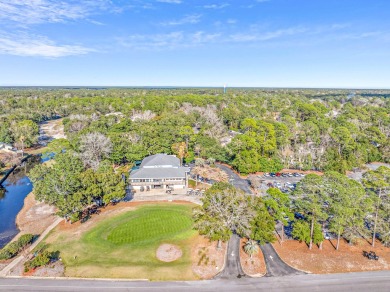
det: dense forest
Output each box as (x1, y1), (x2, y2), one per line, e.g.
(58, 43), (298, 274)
(0, 87), (389, 174)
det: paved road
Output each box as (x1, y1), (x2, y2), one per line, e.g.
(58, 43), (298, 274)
(260, 243), (305, 277)
(215, 234), (245, 279)
(216, 164), (252, 194)
(1, 271), (390, 291)
(215, 164), (303, 278)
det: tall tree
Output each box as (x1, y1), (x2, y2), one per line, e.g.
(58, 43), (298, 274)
(12, 120), (39, 153)
(249, 196), (276, 245)
(293, 174), (327, 249)
(171, 142), (187, 166)
(29, 152), (86, 219)
(193, 183), (254, 248)
(264, 188), (293, 243)
(79, 132), (112, 170)
(324, 172), (367, 250)
(362, 166), (390, 247)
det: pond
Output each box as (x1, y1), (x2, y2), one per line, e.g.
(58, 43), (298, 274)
(0, 156), (41, 248)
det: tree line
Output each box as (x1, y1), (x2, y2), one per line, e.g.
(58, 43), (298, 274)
(194, 166), (390, 250)
(0, 88), (389, 175)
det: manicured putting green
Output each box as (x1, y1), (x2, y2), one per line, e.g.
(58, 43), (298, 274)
(106, 206), (193, 245)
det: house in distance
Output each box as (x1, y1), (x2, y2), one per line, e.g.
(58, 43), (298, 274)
(129, 154), (190, 193)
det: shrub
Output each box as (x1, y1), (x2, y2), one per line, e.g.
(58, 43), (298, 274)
(0, 249), (12, 261)
(0, 233), (35, 261)
(24, 251), (52, 271)
(5, 242), (20, 256)
(18, 234), (34, 247)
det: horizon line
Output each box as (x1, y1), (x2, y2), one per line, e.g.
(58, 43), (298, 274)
(1, 85), (390, 91)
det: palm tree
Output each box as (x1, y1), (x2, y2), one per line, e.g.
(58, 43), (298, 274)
(243, 239), (259, 258)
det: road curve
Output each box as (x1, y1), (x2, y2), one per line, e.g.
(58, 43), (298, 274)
(216, 164), (252, 194)
(1, 271), (389, 291)
(260, 243), (305, 277)
(214, 234), (245, 279)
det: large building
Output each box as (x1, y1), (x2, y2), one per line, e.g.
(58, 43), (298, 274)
(129, 154), (189, 192)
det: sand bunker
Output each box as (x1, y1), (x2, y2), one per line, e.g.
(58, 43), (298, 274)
(156, 244), (182, 262)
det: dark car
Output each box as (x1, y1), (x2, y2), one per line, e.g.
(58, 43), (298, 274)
(270, 173), (276, 177)
(294, 212), (305, 220)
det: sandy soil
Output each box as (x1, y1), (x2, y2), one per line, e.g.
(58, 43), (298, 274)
(192, 165), (229, 182)
(15, 193), (57, 239)
(30, 261), (65, 277)
(38, 119), (66, 146)
(273, 238), (390, 274)
(239, 238), (266, 276)
(156, 244), (183, 262)
(191, 236), (227, 279)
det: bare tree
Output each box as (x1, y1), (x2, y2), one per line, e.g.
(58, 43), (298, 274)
(130, 110), (156, 122)
(247, 175), (262, 194)
(194, 185), (255, 248)
(79, 132), (112, 170)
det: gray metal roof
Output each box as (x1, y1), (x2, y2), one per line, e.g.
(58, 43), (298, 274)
(140, 154), (180, 168)
(130, 167), (189, 179)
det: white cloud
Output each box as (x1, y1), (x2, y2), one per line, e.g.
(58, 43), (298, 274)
(118, 31), (222, 50)
(0, 0), (113, 25)
(227, 19), (237, 24)
(230, 27), (307, 42)
(117, 23), (359, 51)
(156, 0), (182, 4)
(161, 14), (201, 26)
(203, 3), (230, 9)
(0, 32), (93, 57)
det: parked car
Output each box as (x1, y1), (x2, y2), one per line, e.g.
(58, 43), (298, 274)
(270, 172), (276, 177)
(287, 173), (294, 177)
(264, 173), (270, 177)
(293, 173), (300, 177)
(276, 172), (281, 177)
(363, 251), (379, 260)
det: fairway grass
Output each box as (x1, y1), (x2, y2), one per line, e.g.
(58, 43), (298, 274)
(45, 203), (198, 280)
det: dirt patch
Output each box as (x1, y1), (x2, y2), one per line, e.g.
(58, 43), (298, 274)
(38, 119), (66, 146)
(273, 238), (390, 274)
(191, 236), (227, 279)
(15, 193), (57, 239)
(240, 238), (266, 276)
(31, 261), (65, 277)
(192, 165), (229, 182)
(156, 244), (183, 262)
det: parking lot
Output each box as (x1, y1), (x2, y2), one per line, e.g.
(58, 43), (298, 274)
(255, 173), (306, 194)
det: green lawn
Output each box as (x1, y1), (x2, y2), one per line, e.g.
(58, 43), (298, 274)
(45, 204), (198, 280)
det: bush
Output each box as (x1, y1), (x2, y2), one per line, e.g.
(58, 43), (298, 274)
(24, 250), (57, 271)
(6, 242), (20, 256)
(0, 249), (12, 261)
(0, 233), (35, 261)
(18, 234), (34, 247)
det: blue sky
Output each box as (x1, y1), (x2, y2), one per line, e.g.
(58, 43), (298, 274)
(0, 0), (389, 88)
